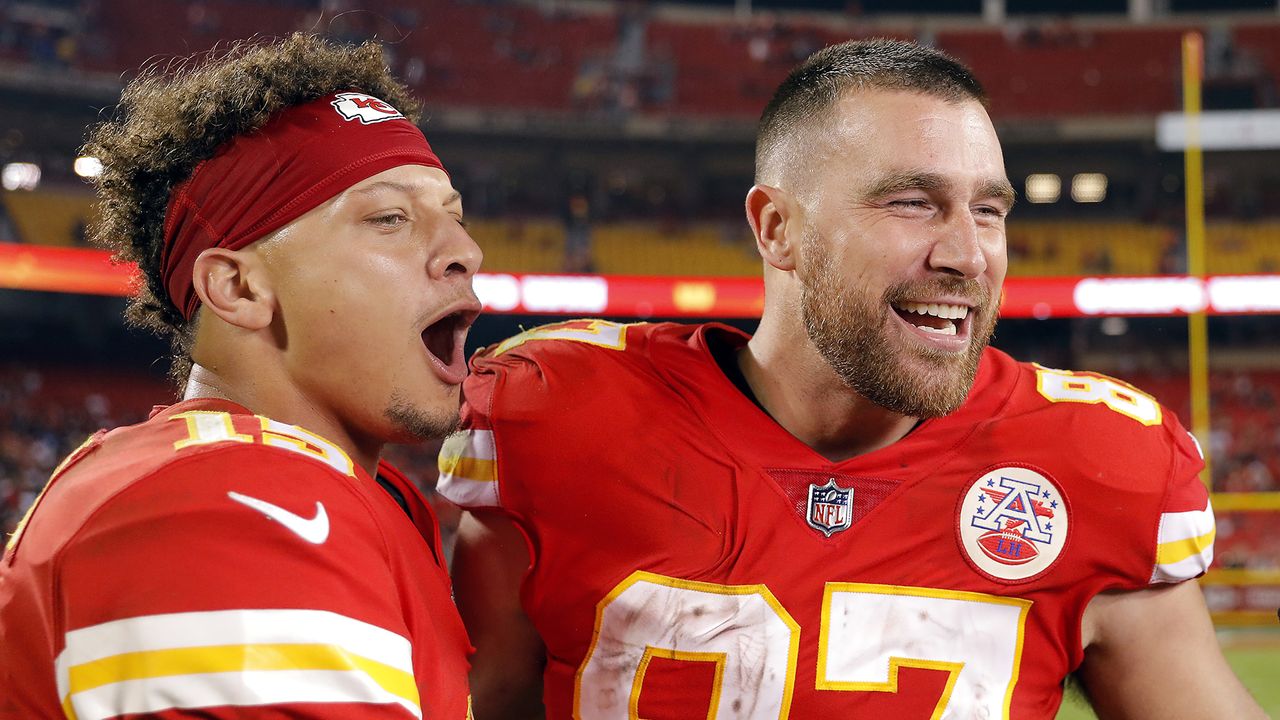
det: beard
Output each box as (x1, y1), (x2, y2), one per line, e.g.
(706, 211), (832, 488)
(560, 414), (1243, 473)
(384, 394), (461, 442)
(800, 229), (998, 418)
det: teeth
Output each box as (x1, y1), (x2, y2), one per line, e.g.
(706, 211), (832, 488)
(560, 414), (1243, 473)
(897, 301), (970, 320)
(917, 323), (958, 336)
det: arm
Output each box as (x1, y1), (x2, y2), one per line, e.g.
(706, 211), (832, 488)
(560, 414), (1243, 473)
(452, 509), (546, 720)
(1078, 580), (1267, 720)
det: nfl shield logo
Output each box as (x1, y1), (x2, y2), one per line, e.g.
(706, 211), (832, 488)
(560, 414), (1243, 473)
(807, 478), (853, 537)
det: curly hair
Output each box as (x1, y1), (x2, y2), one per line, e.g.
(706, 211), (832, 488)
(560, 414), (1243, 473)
(84, 32), (422, 386)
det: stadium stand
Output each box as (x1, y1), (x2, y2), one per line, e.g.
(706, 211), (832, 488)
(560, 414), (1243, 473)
(2, 363), (1274, 570)
(1, 186), (95, 246)
(3, 0), (1278, 117)
(0, 365), (156, 542)
(1210, 222), (1280, 274)
(590, 221), (760, 275)
(0, 363), (462, 554)
(1, 2), (1277, 654)
(4, 0), (1280, 274)
(8, 181), (1277, 277)
(465, 218), (572, 274)
(1123, 370), (1280, 493)
(935, 25), (1190, 117)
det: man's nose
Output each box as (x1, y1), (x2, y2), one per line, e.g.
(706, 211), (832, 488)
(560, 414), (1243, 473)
(928, 210), (987, 279)
(429, 224), (483, 281)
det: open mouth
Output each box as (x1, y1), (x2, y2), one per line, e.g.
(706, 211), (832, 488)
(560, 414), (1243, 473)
(421, 308), (479, 385)
(891, 301), (970, 338)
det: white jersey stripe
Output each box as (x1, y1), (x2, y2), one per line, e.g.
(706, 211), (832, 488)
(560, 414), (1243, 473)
(437, 430), (501, 507)
(1156, 501), (1215, 544)
(438, 457), (496, 484)
(66, 642), (416, 702)
(58, 609), (413, 673)
(1156, 528), (1216, 565)
(436, 472), (502, 508)
(439, 430), (495, 462)
(56, 609), (416, 715)
(1151, 499), (1216, 584)
(1152, 548), (1214, 584)
(66, 669), (421, 720)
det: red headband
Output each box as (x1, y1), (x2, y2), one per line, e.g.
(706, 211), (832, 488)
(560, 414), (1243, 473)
(161, 92), (445, 320)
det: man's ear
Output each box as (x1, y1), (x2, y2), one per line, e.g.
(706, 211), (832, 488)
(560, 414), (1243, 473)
(745, 184), (800, 272)
(190, 248), (275, 331)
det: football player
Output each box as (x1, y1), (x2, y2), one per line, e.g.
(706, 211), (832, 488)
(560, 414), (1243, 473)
(439, 39), (1266, 719)
(0, 34), (482, 718)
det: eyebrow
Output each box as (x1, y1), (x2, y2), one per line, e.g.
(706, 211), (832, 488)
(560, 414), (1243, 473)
(862, 170), (948, 199)
(350, 181), (462, 206)
(862, 170), (1017, 208)
(979, 178), (1018, 209)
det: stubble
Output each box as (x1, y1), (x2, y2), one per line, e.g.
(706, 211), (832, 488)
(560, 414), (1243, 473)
(384, 395), (461, 442)
(800, 229), (997, 418)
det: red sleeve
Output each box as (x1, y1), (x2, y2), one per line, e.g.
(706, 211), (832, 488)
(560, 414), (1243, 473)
(1149, 419), (1214, 584)
(437, 319), (641, 514)
(54, 446), (425, 719)
(435, 345), (511, 511)
(1165, 420), (1209, 512)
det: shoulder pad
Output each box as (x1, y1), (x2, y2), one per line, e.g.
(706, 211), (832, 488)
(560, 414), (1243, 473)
(475, 318), (638, 365)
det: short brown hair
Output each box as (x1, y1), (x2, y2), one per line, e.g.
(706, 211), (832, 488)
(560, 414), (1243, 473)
(84, 33), (422, 385)
(755, 38), (987, 184)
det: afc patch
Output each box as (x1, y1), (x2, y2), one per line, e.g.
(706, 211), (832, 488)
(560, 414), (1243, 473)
(330, 92), (406, 125)
(807, 478), (853, 537)
(956, 464), (1069, 583)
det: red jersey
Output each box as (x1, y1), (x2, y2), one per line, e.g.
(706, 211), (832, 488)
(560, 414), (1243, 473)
(438, 320), (1213, 720)
(0, 398), (472, 720)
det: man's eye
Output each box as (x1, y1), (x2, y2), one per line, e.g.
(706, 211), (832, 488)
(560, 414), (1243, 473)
(369, 213), (408, 227)
(890, 199), (931, 209)
(455, 217), (469, 229)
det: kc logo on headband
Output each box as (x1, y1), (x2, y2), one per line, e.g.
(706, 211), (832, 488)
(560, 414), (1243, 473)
(330, 92), (405, 125)
(163, 92), (443, 320)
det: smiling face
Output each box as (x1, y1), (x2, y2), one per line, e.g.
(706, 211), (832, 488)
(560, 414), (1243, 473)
(258, 164), (482, 446)
(794, 88), (1013, 417)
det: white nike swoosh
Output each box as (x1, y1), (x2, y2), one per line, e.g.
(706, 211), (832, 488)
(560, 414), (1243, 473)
(227, 491), (330, 544)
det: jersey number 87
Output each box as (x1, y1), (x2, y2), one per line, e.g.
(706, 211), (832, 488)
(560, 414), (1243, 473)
(575, 571), (1031, 720)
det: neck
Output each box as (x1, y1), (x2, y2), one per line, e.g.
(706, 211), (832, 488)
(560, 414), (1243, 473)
(741, 317), (919, 463)
(183, 362), (382, 477)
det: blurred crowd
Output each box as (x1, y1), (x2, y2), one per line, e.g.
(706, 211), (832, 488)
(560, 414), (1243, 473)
(1, 364), (1276, 570)
(1212, 372), (1280, 495)
(0, 1), (1276, 572)
(0, 366), (135, 543)
(6, 0), (1280, 228)
(0, 367), (461, 557)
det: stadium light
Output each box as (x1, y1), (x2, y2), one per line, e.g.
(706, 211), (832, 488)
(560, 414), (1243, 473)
(2, 162), (41, 191)
(520, 275), (609, 313)
(473, 273), (520, 312)
(1071, 173), (1108, 203)
(1208, 275), (1280, 313)
(1024, 174), (1060, 203)
(5, 243), (1280, 318)
(1100, 316), (1128, 336)
(73, 156), (103, 179)
(1074, 276), (1207, 315)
